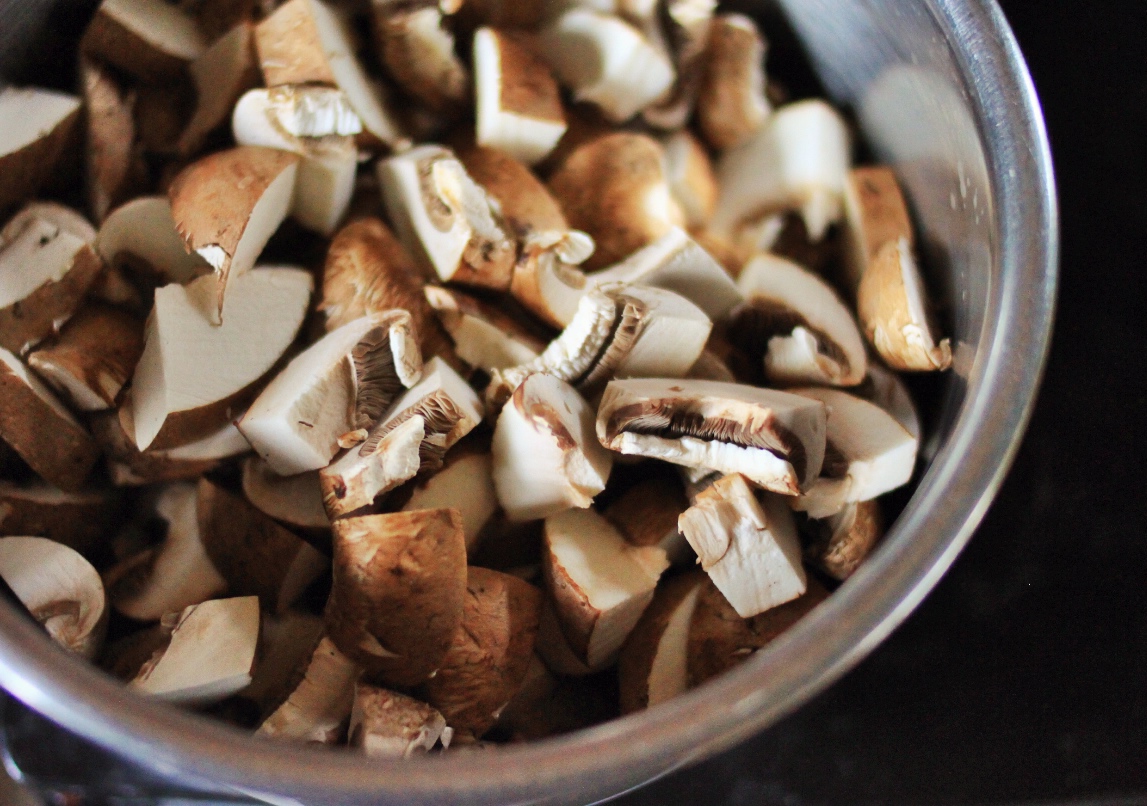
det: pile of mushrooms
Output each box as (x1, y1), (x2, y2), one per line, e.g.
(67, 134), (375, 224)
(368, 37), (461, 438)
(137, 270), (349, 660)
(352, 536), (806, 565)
(0, 0), (951, 753)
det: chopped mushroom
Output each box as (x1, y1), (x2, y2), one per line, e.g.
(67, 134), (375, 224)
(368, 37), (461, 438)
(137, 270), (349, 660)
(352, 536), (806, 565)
(241, 610), (326, 715)
(0, 536), (107, 658)
(604, 475), (692, 566)
(400, 448), (498, 555)
(374, 3), (470, 115)
(857, 238), (952, 371)
(421, 567), (542, 738)
(804, 499), (883, 581)
(491, 373), (614, 522)
(325, 508), (467, 687)
(82, 0), (208, 83)
(79, 59), (146, 224)
(240, 312), (422, 476)
(425, 285), (545, 372)
(696, 14), (771, 151)
(473, 27), (567, 165)
(640, 0), (717, 131)
(350, 685), (452, 758)
(678, 473), (806, 618)
(662, 130), (718, 230)
(542, 507), (669, 669)
(1, 202), (96, 248)
(241, 457), (331, 533)
(177, 22), (260, 157)
(596, 378), (827, 495)
(855, 363), (921, 441)
(842, 165), (914, 292)
(0, 87), (81, 218)
(130, 595), (260, 705)
(96, 196), (211, 288)
(320, 357), (483, 518)
(0, 482), (118, 554)
(533, 598), (595, 676)
(258, 635), (362, 743)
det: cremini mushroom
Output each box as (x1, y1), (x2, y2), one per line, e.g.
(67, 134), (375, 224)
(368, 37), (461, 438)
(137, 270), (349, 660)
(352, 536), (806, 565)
(258, 635), (362, 744)
(79, 59), (145, 224)
(697, 14), (770, 151)
(842, 165), (914, 292)
(177, 22), (260, 157)
(0, 86), (81, 218)
(374, 2), (470, 115)
(425, 285), (545, 372)
(241, 458), (331, 534)
(400, 447), (498, 555)
(641, 0), (716, 131)
(82, 0), (208, 83)
(349, 685), (452, 758)
(96, 196), (212, 288)
(662, 130), (718, 230)
(804, 499), (883, 582)
(603, 474), (692, 566)
(0, 482), (117, 554)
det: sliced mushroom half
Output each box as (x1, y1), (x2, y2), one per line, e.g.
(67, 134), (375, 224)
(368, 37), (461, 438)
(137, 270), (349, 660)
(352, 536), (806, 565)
(258, 635), (362, 744)
(1, 202), (95, 247)
(96, 196), (211, 288)
(375, 3), (469, 116)
(0, 536), (106, 658)
(662, 130), (718, 230)
(400, 449), (498, 555)
(729, 252), (867, 387)
(0, 87), (81, 218)
(241, 457), (331, 533)
(596, 378), (827, 495)
(842, 165), (914, 292)
(640, 0), (717, 131)
(696, 14), (770, 151)
(350, 685), (452, 758)
(177, 22), (260, 157)
(425, 285), (545, 373)
(83, 0), (208, 83)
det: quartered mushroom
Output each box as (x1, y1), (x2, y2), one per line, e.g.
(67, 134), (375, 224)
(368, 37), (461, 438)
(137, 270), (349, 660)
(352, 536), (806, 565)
(197, 479), (329, 615)
(27, 303), (144, 412)
(508, 231), (595, 329)
(421, 567), (542, 739)
(258, 635), (362, 744)
(177, 22), (260, 157)
(662, 130), (718, 230)
(534, 599), (595, 676)
(130, 595), (260, 705)
(400, 447), (498, 555)
(604, 475), (692, 566)
(842, 165), (915, 291)
(0, 86), (81, 217)
(678, 473), (806, 618)
(0, 214), (103, 355)
(374, 2), (469, 116)
(488, 283), (712, 406)
(168, 147), (300, 315)
(857, 237), (953, 372)
(105, 483), (227, 622)
(254, 0), (407, 150)
(712, 99), (851, 246)
(82, 0), (208, 83)
(240, 312), (422, 476)
(325, 509), (467, 687)
(729, 252), (867, 387)
(640, 0), (717, 131)
(320, 357), (483, 518)
(0, 349), (100, 493)
(547, 133), (685, 270)
(473, 27), (566, 165)
(241, 458), (331, 534)
(129, 266), (313, 452)
(696, 14), (771, 151)
(540, 9), (675, 123)
(804, 499), (883, 582)
(542, 507), (669, 670)
(79, 59), (145, 224)
(617, 570), (705, 713)
(596, 378), (827, 495)
(96, 196), (211, 288)
(0, 536), (107, 658)
(789, 387), (918, 519)
(0, 482), (117, 553)
(491, 373), (614, 522)
(378, 145), (516, 291)
(425, 285), (545, 372)
(350, 685), (452, 758)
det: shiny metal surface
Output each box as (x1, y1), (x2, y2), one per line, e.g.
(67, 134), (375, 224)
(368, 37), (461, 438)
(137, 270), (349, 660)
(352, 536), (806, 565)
(0, 1), (1057, 804)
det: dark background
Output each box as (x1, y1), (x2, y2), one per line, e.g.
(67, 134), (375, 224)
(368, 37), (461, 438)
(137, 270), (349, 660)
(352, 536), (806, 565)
(623, 2), (1147, 804)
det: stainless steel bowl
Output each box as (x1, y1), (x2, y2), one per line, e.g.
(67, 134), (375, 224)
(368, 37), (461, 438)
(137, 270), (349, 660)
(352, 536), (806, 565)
(0, 1), (1057, 803)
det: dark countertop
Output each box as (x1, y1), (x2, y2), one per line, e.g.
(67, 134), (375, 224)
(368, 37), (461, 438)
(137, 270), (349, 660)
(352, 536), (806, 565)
(622, 1), (1147, 803)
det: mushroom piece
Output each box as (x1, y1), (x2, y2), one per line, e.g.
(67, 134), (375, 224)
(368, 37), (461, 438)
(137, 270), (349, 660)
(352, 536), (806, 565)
(241, 458), (331, 533)
(254, 0), (407, 150)
(105, 483), (228, 622)
(1, 203), (96, 247)
(857, 238), (953, 372)
(491, 373), (614, 522)
(374, 3), (470, 116)
(421, 567), (542, 738)
(712, 99), (851, 245)
(96, 196), (211, 288)
(129, 266), (313, 452)
(804, 499), (883, 582)
(688, 576), (828, 686)
(457, 0), (544, 29)
(678, 473), (806, 618)
(855, 363), (921, 441)
(349, 685), (452, 758)
(377, 145), (516, 291)
(662, 131), (718, 230)
(617, 570), (704, 713)
(728, 252), (867, 387)
(132, 79), (195, 157)
(82, 0), (208, 84)
(473, 27), (567, 165)
(696, 14), (770, 151)
(0, 482), (117, 554)
(547, 133), (685, 271)
(687, 349), (736, 383)
(325, 508), (467, 687)
(507, 232), (595, 329)
(176, 22), (260, 157)
(320, 357), (483, 518)
(0, 349), (99, 493)
(197, 479), (330, 614)
(130, 596), (260, 705)
(539, 9), (675, 123)
(842, 166), (915, 292)
(0, 536), (107, 658)
(168, 147), (301, 316)
(542, 507), (669, 669)
(0, 87), (81, 218)
(604, 475), (692, 567)
(400, 449), (498, 555)
(640, 0), (716, 131)
(79, 59), (145, 224)
(425, 286), (545, 372)
(240, 312), (422, 476)
(597, 378), (827, 495)
(589, 227), (742, 321)
(789, 387), (918, 519)
(0, 215), (103, 355)
(534, 598), (595, 676)
(27, 303), (144, 412)
(241, 610), (326, 716)
(488, 283), (712, 407)
(454, 143), (570, 239)
(258, 635), (361, 743)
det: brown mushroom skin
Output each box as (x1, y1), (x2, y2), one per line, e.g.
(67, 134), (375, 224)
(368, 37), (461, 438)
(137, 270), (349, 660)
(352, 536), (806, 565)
(325, 508), (467, 688)
(0, 245), (103, 357)
(0, 104), (81, 220)
(805, 499), (884, 581)
(455, 144), (569, 238)
(421, 566), (542, 738)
